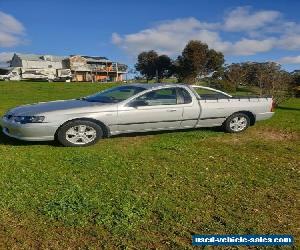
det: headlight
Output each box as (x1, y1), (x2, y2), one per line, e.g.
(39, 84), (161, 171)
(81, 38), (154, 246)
(12, 116), (45, 124)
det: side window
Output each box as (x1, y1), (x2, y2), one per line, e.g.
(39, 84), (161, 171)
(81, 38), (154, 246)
(105, 87), (142, 100)
(136, 88), (177, 106)
(177, 88), (192, 104)
(194, 88), (229, 99)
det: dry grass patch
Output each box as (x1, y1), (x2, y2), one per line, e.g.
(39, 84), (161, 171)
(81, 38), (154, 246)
(214, 126), (299, 145)
(110, 133), (156, 148)
(253, 127), (299, 141)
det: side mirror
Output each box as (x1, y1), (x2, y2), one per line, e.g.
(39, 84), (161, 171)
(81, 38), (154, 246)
(129, 100), (148, 107)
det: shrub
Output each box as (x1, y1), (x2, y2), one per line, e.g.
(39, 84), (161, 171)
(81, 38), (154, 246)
(209, 79), (236, 92)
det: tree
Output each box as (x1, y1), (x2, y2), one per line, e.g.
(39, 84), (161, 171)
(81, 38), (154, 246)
(224, 64), (247, 86)
(175, 40), (224, 84)
(135, 51), (172, 82)
(290, 70), (300, 97)
(155, 55), (172, 82)
(291, 70), (300, 86)
(211, 62), (293, 103)
(211, 63), (247, 92)
(238, 62), (292, 104)
(207, 49), (225, 73)
(135, 50), (158, 82)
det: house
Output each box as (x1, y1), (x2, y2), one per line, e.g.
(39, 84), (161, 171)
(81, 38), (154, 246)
(10, 53), (68, 70)
(7, 53), (128, 82)
(67, 55), (127, 82)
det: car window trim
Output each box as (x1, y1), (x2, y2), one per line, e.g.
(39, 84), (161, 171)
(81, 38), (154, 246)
(176, 87), (193, 104)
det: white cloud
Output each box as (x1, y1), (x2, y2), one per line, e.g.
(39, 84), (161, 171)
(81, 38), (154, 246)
(112, 6), (300, 59)
(228, 38), (275, 55)
(155, 17), (220, 31)
(112, 17), (277, 56)
(223, 6), (281, 32)
(112, 18), (224, 56)
(0, 11), (25, 47)
(113, 17), (229, 56)
(278, 34), (300, 50)
(112, 32), (122, 44)
(278, 55), (300, 64)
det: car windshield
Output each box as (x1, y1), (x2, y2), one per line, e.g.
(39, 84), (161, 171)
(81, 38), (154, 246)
(83, 85), (146, 103)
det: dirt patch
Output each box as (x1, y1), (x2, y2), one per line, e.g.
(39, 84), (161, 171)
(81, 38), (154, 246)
(110, 133), (156, 148)
(213, 127), (299, 145)
(250, 128), (299, 141)
(0, 211), (113, 249)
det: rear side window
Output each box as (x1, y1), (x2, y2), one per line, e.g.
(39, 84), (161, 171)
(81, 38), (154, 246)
(177, 88), (192, 104)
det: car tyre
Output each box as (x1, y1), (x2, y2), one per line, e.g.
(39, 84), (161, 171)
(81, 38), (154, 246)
(56, 120), (103, 147)
(223, 113), (250, 133)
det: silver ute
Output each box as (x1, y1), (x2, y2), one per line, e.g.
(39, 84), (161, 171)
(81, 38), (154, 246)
(0, 84), (274, 146)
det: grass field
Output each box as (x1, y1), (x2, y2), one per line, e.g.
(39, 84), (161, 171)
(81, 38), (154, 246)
(0, 81), (299, 249)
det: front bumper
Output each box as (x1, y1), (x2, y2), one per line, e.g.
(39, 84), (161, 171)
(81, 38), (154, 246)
(0, 117), (58, 141)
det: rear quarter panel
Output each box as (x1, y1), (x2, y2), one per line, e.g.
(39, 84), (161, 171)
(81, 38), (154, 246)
(196, 97), (273, 127)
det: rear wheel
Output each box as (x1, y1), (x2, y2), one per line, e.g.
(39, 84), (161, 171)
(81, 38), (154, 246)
(56, 120), (103, 147)
(224, 113), (250, 133)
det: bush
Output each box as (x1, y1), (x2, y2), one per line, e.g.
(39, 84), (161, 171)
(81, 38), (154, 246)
(209, 79), (236, 92)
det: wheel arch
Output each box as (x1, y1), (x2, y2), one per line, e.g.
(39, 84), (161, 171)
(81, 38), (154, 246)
(226, 111), (256, 126)
(54, 118), (110, 139)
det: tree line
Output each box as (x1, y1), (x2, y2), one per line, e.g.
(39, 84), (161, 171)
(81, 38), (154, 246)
(135, 40), (300, 103)
(135, 40), (224, 84)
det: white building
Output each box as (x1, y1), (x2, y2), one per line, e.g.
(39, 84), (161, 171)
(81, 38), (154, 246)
(10, 53), (68, 70)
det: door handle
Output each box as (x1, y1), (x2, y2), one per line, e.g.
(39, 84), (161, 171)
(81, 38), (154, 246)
(167, 109), (177, 112)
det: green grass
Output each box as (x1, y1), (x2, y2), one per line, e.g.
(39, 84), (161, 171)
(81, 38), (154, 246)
(0, 81), (299, 249)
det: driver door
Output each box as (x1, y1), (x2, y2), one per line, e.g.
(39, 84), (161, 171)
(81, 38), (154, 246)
(117, 87), (183, 133)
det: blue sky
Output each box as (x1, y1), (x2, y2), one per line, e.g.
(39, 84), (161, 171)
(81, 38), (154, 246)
(1, 0), (300, 71)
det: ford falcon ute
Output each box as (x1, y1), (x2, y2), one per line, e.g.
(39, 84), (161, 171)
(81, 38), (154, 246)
(0, 83), (275, 147)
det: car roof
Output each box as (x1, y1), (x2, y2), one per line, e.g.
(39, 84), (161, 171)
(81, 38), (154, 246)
(125, 83), (187, 90)
(123, 83), (232, 97)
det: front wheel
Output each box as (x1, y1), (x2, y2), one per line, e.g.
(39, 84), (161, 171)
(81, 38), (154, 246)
(223, 113), (250, 133)
(56, 120), (103, 147)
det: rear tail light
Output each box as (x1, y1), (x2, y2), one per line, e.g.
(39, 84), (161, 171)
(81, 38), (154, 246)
(271, 98), (276, 112)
